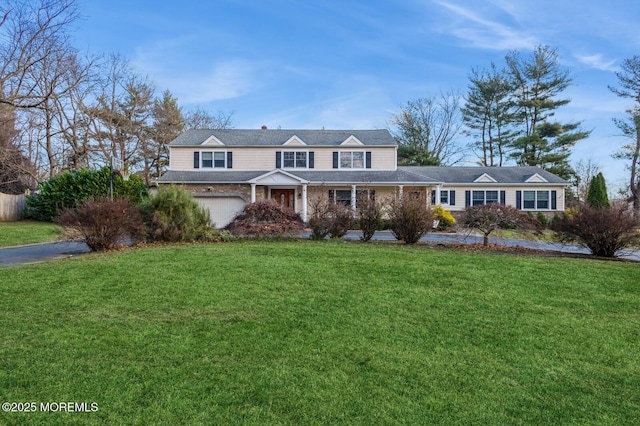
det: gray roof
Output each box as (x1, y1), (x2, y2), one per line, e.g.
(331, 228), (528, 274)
(157, 170), (265, 183)
(157, 169), (438, 185)
(400, 166), (569, 184)
(169, 129), (396, 147)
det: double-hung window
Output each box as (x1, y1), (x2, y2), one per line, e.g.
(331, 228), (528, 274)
(199, 151), (227, 168)
(339, 151), (365, 169)
(472, 190), (498, 206)
(466, 190), (505, 207)
(283, 151), (308, 168)
(523, 190), (550, 209)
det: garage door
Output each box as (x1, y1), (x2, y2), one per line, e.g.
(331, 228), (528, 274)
(194, 196), (247, 229)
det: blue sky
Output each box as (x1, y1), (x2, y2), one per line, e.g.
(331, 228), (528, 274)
(74, 0), (640, 190)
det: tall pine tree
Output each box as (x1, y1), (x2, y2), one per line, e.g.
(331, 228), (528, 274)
(504, 45), (590, 179)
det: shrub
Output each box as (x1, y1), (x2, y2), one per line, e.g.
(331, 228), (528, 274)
(586, 172), (610, 208)
(139, 185), (213, 242)
(26, 167), (148, 222)
(536, 211), (548, 228)
(56, 198), (144, 251)
(552, 204), (640, 257)
(358, 196), (382, 242)
(432, 205), (456, 230)
(463, 204), (541, 246)
(308, 196), (354, 240)
(225, 199), (304, 237)
(387, 195), (433, 244)
(327, 202), (354, 239)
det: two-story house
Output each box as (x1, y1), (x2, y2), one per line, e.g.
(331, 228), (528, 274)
(157, 128), (569, 228)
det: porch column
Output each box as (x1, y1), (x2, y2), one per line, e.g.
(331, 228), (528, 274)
(434, 184), (441, 206)
(398, 185), (404, 199)
(351, 185), (357, 213)
(250, 183), (256, 203)
(302, 184), (308, 222)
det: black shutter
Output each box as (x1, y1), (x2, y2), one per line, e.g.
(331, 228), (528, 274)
(276, 151), (281, 168)
(431, 190), (436, 204)
(516, 191), (522, 209)
(226, 152), (233, 169)
(328, 190), (335, 203)
(365, 151), (372, 169)
(309, 152), (314, 169)
(465, 190), (471, 208)
(450, 190), (455, 206)
(551, 190), (557, 210)
(333, 152), (339, 168)
(500, 190), (506, 205)
(370, 190), (376, 201)
(193, 152), (200, 169)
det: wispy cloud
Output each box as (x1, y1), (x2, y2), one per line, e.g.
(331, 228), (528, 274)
(575, 54), (618, 72)
(432, 0), (537, 50)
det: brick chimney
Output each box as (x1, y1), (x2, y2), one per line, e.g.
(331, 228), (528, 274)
(261, 125), (267, 130)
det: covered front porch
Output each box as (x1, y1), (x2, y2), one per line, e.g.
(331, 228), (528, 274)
(248, 170), (444, 222)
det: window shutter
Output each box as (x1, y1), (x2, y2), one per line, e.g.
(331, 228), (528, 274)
(431, 190), (436, 204)
(333, 152), (338, 169)
(276, 151), (281, 168)
(193, 152), (200, 169)
(551, 190), (557, 210)
(226, 152), (233, 169)
(370, 190), (376, 201)
(328, 190), (335, 203)
(365, 151), (372, 168)
(465, 190), (471, 208)
(516, 191), (522, 209)
(450, 190), (455, 206)
(309, 152), (314, 169)
(500, 190), (506, 205)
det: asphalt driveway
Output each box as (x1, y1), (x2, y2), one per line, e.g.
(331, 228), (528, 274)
(1, 232), (638, 267)
(0, 240), (91, 267)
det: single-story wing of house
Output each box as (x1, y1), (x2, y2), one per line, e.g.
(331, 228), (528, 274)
(157, 128), (569, 228)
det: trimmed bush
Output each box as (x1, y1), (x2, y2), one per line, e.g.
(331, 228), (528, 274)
(464, 204), (541, 246)
(552, 204), (640, 257)
(56, 198), (144, 251)
(139, 185), (214, 242)
(388, 195), (433, 244)
(225, 200), (304, 237)
(432, 205), (456, 230)
(26, 167), (148, 222)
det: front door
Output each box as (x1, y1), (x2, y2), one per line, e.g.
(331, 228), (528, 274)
(271, 189), (295, 210)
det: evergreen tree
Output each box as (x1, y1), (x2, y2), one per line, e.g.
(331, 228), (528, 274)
(586, 172), (610, 208)
(504, 45), (590, 179)
(463, 64), (514, 166)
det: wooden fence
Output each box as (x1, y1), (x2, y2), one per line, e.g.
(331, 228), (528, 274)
(0, 193), (27, 221)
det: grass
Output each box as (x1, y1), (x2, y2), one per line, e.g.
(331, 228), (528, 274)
(0, 221), (63, 247)
(0, 240), (639, 425)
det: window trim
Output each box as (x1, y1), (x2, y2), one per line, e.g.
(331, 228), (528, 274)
(522, 190), (552, 210)
(282, 150), (309, 169)
(338, 150), (366, 169)
(199, 150), (228, 169)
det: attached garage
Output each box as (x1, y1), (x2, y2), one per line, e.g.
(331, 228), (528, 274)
(193, 194), (247, 229)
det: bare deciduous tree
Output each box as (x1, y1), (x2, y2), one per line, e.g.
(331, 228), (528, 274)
(390, 91), (464, 166)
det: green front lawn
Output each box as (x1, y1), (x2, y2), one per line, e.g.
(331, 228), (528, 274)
(0, 241), (638, 425)
(0, 221), (63, 247)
